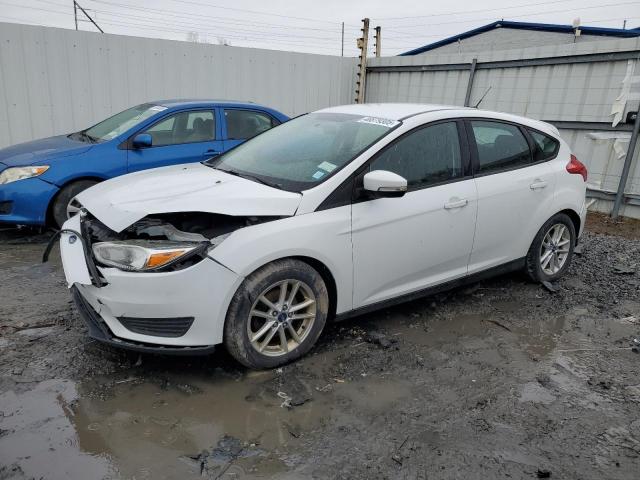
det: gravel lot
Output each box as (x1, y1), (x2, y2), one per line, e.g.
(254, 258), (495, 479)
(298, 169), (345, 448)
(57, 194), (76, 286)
(1, 213), (639, 479)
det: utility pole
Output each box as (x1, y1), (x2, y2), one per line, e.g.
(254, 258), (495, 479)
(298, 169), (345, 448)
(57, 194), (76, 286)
(612, 111), (639, 219)
(355, 18), (369, 104)
(623, 19), (627, 29)
(73, 1), (78, 30)
(374, 26), (381, 57)
(341, 22), (344, 57)
(73, 1), (104, 33)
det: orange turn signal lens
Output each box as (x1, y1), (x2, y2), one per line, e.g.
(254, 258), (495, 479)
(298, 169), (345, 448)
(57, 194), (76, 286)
(144, 249), (190, 269)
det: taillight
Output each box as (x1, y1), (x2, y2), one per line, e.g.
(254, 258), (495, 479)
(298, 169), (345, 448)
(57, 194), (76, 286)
(566, 154), (587, 182)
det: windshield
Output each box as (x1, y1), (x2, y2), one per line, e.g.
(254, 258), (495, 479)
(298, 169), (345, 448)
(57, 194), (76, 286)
(206, 112), (398, 191)
(84, 104), (168, 141)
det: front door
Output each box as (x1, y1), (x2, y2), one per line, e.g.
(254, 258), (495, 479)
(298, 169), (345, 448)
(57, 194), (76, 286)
(352, 120), (477, 308)
(127, 109), (224, 173)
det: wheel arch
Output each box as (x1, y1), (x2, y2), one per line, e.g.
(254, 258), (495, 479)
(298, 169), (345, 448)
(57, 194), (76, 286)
(557, 208), (581, 236)
(290, 255), (338, 321)
(45, 176), (104, 226)
(231, 254), (339, 322)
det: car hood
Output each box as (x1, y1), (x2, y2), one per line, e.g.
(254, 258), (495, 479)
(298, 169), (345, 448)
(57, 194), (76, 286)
(0, 135), (93, 166)
(77, 163), (303, 232)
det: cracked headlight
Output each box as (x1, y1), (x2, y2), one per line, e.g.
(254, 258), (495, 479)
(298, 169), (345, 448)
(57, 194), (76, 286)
(0, 166), (50, 184)
(92, 240), (202, 272)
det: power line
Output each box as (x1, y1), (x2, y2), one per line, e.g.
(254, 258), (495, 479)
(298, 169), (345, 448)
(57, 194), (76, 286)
(164, 0), (357, 26)
(380, 1), (640, 32)
(373, 0), (586, 21)
(383, 15), (640, 40)
(90, 0), (357, 29)
(1, 1), (355, 52)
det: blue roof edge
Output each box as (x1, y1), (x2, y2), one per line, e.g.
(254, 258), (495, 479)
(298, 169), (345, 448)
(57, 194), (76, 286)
(399, 20), (640, 56)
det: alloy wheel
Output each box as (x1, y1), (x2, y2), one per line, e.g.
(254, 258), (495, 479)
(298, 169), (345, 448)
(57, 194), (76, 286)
(66, 198), (82, 220)
(539, 223), (571, 275)
(247, 279), (317, 357)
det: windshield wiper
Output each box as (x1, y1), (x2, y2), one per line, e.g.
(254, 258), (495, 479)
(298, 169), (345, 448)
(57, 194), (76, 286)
(217, 168), (283, 190)
(70, 130), (98, 144)
(84, 132), (99, 143)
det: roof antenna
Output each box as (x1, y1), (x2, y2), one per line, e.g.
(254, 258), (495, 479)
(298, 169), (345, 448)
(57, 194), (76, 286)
(473, 86), (492, 108)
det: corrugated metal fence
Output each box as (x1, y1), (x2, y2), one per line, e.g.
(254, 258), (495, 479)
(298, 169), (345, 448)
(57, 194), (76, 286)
(0, 22), (356, 149)
(366, 38), (640, 218)
(2, 22), (640, 217)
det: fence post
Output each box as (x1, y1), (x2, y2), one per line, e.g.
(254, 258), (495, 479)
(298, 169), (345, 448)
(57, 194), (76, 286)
(612, 111), (639, 219)
(355, 18), (369, 104)
(464, 58), (478, 107)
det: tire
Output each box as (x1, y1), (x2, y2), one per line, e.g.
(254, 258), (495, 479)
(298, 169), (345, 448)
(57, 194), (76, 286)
(224, 259), (329, 369)
(52, 180), (98, 228)
(525, 213), (576, 283)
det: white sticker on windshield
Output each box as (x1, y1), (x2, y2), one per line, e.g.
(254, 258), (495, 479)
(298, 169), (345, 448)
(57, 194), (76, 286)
(357, 116), (399, 128)
(312, 171), (326, 180)
(149, 105), (168, 112)
(318, 161), (337, 172)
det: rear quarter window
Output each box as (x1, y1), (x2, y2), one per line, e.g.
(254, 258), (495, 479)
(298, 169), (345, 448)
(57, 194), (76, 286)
(528, 129), (559, 161)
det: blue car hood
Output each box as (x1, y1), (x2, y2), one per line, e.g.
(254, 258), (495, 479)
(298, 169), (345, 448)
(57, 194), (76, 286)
(0, 135), (93, 167)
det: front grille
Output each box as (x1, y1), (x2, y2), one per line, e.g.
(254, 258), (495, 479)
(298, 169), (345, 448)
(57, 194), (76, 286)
(0, 201), (12, 215)
(117, 316), (195, 337)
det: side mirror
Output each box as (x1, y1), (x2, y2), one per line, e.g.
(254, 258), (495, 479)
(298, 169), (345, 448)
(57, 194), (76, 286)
(363, 170), (407, 198)
(132, 133), (152, 149)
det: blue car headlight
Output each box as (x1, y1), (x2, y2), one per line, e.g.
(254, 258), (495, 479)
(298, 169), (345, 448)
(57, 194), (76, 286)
(0, 166), (50, 185)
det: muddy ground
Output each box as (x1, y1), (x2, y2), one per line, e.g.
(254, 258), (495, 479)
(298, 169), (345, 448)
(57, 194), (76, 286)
(1, 213), (639, 479)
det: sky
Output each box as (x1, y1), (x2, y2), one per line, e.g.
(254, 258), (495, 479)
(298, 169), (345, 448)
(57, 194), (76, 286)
(1, 0), (639, 56)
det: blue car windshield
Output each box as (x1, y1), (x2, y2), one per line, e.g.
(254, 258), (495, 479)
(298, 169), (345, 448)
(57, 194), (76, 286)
(84, 104), (168, 141)
(206, 112), (398, 191)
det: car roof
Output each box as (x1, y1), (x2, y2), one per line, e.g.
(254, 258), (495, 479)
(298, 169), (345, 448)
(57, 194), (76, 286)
(315, 103), (560, 137)
(315, 103), (465, 121)
(153, 99), (273, 109)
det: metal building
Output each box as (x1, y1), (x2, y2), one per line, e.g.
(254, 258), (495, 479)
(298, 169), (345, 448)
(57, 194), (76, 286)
(401, 21), (640, 57)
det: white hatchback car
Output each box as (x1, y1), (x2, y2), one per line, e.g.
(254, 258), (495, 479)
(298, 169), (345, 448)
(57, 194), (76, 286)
(58, 104), (587, 368)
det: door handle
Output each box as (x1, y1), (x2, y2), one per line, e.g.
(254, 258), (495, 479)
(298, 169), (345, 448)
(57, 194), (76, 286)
(530, 179), (548, 190)
(205, 149), (220, 157)
(444, 198), (468, 209)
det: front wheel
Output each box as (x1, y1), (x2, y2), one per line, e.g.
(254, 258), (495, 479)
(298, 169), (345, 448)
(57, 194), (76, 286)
(51, 180), (98, 228)
(224, 259), (329, 369)
(525, 213), (576, 282)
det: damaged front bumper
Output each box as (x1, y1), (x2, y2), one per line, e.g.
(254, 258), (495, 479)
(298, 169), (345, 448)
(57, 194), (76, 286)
(60, 215), (244, 352)
(71, 286), (217, 355)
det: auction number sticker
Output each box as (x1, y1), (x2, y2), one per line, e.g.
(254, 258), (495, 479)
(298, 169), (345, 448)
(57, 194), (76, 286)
(357, 116), (399, 128)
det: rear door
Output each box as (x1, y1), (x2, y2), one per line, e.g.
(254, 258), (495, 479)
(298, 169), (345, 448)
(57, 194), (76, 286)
(222, 108), (281, 151)
(351, 120), (478, 308)
(127, 109), (224, 173)
(466, 119), (557, 274)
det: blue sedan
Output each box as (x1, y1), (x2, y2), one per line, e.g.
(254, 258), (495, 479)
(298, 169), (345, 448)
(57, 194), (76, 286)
(0, 100), (289, 227)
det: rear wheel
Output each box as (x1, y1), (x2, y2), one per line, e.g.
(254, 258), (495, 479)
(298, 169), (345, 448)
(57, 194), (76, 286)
(525, 213), (576, 282)
(51, 180), (98, 228)
(224, 259), (329, 369)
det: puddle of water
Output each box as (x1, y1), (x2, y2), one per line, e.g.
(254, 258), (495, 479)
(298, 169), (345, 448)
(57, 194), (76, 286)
(336, 377), (413, 411)
(387, 313), (490, 347)
(509, 315), (566, 357)
(385, 309), (569, 358)
(0, 365), (413, 480)
(0, 380), (116, 480)
(69, 371), (328, 478)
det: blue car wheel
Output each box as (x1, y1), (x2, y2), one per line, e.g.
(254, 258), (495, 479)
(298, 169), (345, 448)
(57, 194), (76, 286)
(51, 179), (98, 228)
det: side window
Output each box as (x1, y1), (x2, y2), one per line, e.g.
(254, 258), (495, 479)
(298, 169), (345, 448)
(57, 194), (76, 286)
(471, 121), (532, 174)
(143, 110), (215, 147)
(528, 129), (559, 161)
(370, 122), (463, 189)
(225, 109), (276, 140)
